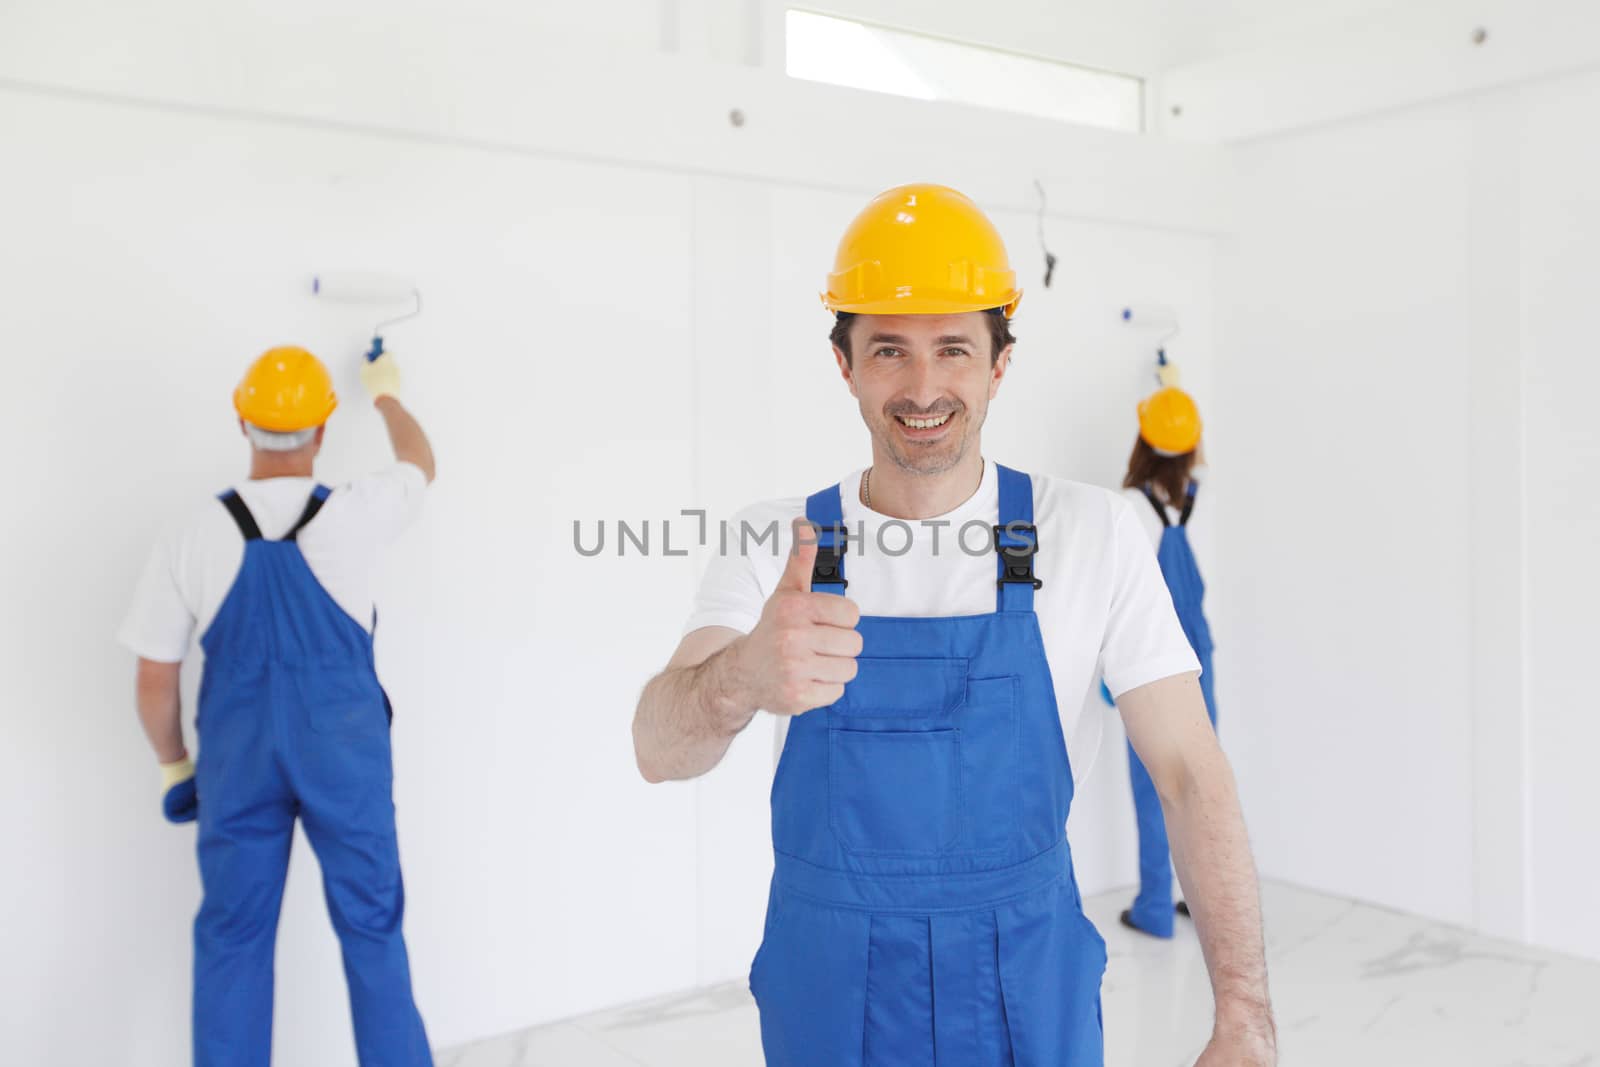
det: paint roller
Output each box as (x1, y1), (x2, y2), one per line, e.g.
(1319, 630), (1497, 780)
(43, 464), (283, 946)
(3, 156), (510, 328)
(1121, 305), (1181, 387)
(311, 273), (422, 361)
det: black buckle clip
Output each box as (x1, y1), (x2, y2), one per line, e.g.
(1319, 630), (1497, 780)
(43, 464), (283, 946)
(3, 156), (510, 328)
(811, 526), (849, 589)
(994, 523), (1043, 589)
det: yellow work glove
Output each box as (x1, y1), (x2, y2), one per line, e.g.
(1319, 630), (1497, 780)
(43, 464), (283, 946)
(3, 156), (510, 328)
(160, 757), (198, 824)
(360, 351), (402, 402)
(1156, 361), (1182, 389)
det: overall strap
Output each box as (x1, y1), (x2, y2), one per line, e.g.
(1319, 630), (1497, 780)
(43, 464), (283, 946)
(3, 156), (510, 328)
(995, 464), (1041, 613)
(804, 484), (848, 595)
(1178, 481), (1199, 527)
(285, 484), (332, 542)
(217, 490), (263, 542)
(1140, 486), (1173, 529)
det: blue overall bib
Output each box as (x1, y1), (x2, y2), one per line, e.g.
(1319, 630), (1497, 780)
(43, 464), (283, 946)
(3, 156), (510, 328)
(193, 486), (431, 1066)
(750, 465), (1107, 1066)
(1124, 482), (1216, 938)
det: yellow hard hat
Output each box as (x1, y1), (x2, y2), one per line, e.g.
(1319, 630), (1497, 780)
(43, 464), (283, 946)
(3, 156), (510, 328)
(233, 346), (338, 432)
(823, 183), (1022, 318)
(1138, 387), (1202, 455)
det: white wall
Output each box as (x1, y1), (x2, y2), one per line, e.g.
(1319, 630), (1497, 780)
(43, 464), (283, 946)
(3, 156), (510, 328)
(1219, 100), (1478, 926)
(1217, 67), (1600, 960)
(1520, 71), (1600, 962)
(0, 8), (1229, 1064)
(1157, 0), (1600, 143)
(0, 90), (703, 1065)
(10, 9), (1592, 1067)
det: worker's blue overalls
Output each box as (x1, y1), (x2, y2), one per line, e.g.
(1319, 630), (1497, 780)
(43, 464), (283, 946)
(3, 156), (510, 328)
(192, 486), (432, 1066)
(750, 465), (1107, 1066)
(1123, 482), (1216, 938)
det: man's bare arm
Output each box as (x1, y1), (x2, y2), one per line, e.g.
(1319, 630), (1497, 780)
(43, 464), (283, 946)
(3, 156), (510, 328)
(1119, 671), (1276, 1065)
(633, 627), (755, 783)
(375, 396), (436, 483)
(136, 657), (186, 763)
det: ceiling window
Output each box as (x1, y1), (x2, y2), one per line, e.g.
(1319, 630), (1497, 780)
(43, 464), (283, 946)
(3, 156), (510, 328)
(785, 9), (1144, 133)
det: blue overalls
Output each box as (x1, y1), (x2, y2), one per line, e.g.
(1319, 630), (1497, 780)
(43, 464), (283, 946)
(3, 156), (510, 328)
(1124, 482), (1216, 938)
(193, 486), (432, 1066)
(750, 465), (1107, 1066)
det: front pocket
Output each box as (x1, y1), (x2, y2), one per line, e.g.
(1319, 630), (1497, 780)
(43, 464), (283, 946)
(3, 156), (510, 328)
(837, 657), (967, 719)
(961, 676), (1020, 854)
(829, 727), (961, 855)
(749, 889), (873, 1066)
(996, 883), (1107, 1064)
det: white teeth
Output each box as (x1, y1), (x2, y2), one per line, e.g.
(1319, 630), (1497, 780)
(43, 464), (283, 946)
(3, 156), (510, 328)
(900, 413), (952, 430)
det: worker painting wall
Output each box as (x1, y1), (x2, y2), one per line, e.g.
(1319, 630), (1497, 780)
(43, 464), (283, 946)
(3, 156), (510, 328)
(0, 90), (699, 1064)
(0, 64), (1225, 1067)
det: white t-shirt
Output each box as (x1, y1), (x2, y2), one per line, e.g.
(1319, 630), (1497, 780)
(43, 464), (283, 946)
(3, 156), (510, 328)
(683, 460), (1200, 780)
(117, 463), (428, 663)
(1123, 485), (1175, 549)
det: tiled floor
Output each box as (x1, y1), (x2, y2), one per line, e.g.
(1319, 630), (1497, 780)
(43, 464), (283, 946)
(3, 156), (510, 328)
(437, 880), (1600, 1066)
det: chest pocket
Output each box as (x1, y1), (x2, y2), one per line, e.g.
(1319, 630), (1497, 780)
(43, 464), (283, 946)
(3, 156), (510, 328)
(828, 658), (1018, 858)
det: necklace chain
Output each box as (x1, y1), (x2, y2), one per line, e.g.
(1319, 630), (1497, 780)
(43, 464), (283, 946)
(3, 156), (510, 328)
(860, 460), (984, 512)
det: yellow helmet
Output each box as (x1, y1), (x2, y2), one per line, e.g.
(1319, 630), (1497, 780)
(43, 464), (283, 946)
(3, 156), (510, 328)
(823, 183), (1021, 318)
(233, 346), (338, 432)
(1138, 387), (1202, 455)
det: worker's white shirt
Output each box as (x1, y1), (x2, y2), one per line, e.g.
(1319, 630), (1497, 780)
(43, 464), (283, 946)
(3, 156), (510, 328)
(1123, 485), (1178, 549)
(1122, 479), (1212, 560)
(117, 463), (428, 663)
(683, 460), (1200, 780)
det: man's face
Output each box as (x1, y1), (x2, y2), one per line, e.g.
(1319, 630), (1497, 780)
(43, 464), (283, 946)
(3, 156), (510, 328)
(836, 312), (1011, 477)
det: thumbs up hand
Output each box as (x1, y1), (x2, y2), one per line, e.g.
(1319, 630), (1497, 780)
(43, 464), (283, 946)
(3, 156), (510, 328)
(730, 518), (863, 717)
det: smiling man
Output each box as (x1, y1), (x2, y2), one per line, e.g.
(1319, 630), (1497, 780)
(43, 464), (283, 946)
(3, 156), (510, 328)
(632, 184), (1275, 1066)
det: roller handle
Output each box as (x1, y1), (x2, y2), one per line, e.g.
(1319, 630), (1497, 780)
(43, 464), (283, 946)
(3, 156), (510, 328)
(1123, 305), (1180, 364)
(365, 336), (385, 362)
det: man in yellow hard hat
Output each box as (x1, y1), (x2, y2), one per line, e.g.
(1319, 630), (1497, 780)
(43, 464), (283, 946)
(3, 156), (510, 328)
(119, 346), (436, 1066)
(633, 185), (1275, 1065)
